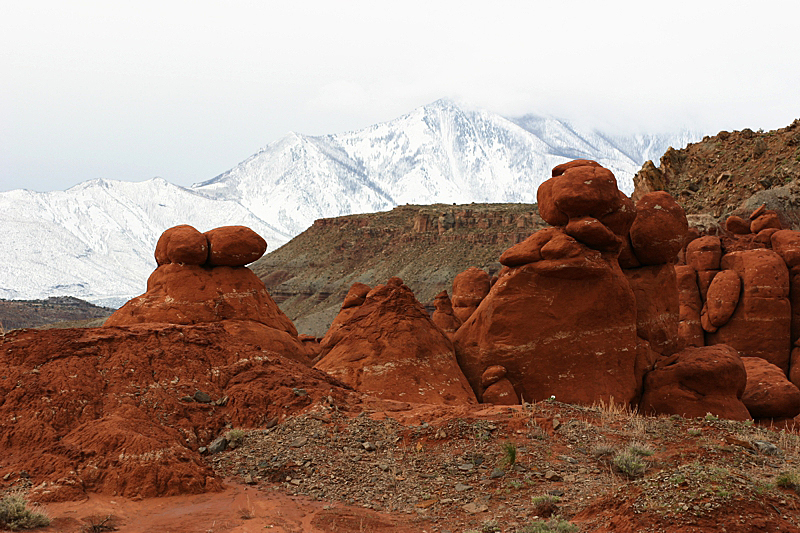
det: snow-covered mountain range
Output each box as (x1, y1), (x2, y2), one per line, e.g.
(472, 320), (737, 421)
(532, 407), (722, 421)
(0, 99), (702, 306)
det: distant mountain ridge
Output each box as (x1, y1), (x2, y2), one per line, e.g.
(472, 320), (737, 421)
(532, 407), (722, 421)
(0, 99), (701, 305)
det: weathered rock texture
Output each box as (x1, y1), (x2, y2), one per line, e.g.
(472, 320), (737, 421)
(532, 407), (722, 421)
(315, 281), (477, 405)
(639, 345), (750, 420)
(0, 324), (353, 502)
(105, 225), (308, 364)
(741, 356), (800, 420)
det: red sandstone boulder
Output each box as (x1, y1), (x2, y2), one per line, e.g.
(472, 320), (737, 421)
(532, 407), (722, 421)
(706, 249), (791, 372)
(342, 282), (371, 308)
(204, 226), (267, 267)
(315, 283), (476, 405)
(751, 211), (782, 233)
(536, 178), (569, 227)
(629, 192), (689, 265)
(789, 266), (800, 343)
(686, 236), (722, 272)
(551, 165), (620, 219)
(480, 365), (519, 405)
(771, 230), (800, 269)
(639, 345), (750, 420)
(696, 270), (718, 301)
(725, 216), (752, 235)
(454, 234), (640, 406)
(565, 216), (621, 251)
(108, 225), (306, 360)
(623, 264), (680, 356)
(703, 270), (741, 328)
(431, 290), (462, 336)
(452, 267), (491, 322)
(675, 265), (704, 348)
(551, 159), (602, 177)
(500, 227), (561, 267)
(741, 357), (800, 419)
(155, 225), (209, 266)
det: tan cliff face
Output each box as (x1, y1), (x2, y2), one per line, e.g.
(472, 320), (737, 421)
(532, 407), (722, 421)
(250, 203), (546, 336)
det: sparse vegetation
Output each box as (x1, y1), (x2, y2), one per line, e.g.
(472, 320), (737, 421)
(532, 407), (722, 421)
(612, 450), (647, 479)
(0, 492), (51, 531)
(518, 517), (579, 533)
(688, 428), (702, 437)
(501, 441), (517, 467)
(777, 470), (800, 491)
(225, 429), (246, 448)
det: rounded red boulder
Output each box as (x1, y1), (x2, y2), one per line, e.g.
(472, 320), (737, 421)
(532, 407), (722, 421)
(154, 225), (209, 266)
(205, 226), (267, 267)
(741, 357), (800, 419)
(639, 345), (750, 421)
(629, 192), (689, 265)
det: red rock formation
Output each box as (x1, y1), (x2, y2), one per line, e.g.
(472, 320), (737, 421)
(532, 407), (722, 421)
(623, 264), (680, 356)
(705, 249), (791, 373)
(205, 226), (267, 267)
(480, 366), (518, 405)
(431, 290), (462, 336)
(725, 216), (752, 235)
(155, 224), (209, 266)
(106, 225), (308, 364)
(315, 282), (476, 405)
(751, 211), (783, 234)
(454, 227), (640, 406)
(741, 357), (800, 419)
(675, 265), (704, 347)
(0, 324), (352, 501)
(629, 192), (688, 265)
(451, 267), (491, 322)
(702, 270), (741, 329)
(342, 282), (371, 308)
(639, 345), (750, 420)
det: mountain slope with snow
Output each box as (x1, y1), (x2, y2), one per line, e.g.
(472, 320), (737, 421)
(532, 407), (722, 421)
(1, 99), (702, 305)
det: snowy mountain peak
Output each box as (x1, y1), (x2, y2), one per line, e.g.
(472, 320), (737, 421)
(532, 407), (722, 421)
(1, 100), (703, 306)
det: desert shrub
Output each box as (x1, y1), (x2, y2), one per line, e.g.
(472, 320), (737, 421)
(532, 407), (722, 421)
(777, 471), (800, 491)
(225, 429), (246, 448)
(612, 451), (646, 479)
(501, 441), (517, 467)
(518, 517), (579, 533)
(0, 492), (50, 530)
(591, 444), (615, 458)
(628, 441), (654, 457)
(531, 494), (560, 518)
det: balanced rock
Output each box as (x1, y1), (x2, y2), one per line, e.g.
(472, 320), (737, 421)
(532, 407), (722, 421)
(205, 226), (267, 267)
(741, 357), (800, 419)
(639, 345), (750, 420)
(106, 225), (307, 363)
(155, 225), (209, 266)
(315, 282), (476, 405)
(629, 192), (688, 265)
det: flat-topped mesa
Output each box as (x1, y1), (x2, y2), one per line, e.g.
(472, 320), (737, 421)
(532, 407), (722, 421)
(105, 224), (307, 363)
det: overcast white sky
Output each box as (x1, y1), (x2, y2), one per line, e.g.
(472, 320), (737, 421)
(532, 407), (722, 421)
(2, 1), (798, 192)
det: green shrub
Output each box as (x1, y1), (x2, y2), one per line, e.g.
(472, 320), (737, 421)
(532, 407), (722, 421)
(225, 429), (246, 448)
(777, 471), (800, 491)
(0, 492), (51, 531)
(518, 517), (580, 533)
(501, 441), (517, 467)
(613, 451), (646, 479)
(628, 441), (654, 457)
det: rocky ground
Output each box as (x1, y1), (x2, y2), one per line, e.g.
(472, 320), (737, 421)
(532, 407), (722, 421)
(634, 119), (800, 220)
(22, 397), (800, 532)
